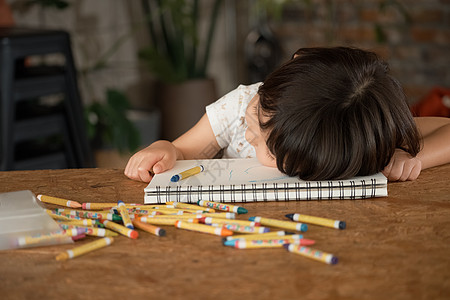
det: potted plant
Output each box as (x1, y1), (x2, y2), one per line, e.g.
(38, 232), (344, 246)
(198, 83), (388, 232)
(138, 0), (222, 140)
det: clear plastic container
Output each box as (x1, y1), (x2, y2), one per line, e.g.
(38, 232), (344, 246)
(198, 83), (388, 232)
(0, 190), (73, 250)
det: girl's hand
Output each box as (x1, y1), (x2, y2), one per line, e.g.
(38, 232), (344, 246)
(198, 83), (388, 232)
(124, 140), (179, 182)
(382, 148), (422, 181)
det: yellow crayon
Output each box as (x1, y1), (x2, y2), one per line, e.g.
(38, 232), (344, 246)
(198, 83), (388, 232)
(227, 235), (314, 249)
(201, 217), (259, 227)
(284, 244), (338, 265)
(131, 210), (161, 216)
(69, 210), (124, 222)
(138, 216), (199, 226)
(171, 165), (204, 182)
(85, 227), (119, 237)
(46, 210), (81, 221)
(55, 237), (114, 261)
(166, 201), (215, 213)
(17, 230), (72, 247)
(124, 204), (167, 209)
(202, 212), (236, 219)
(211, 223), (270, 234)
(174, 220), (233, 236)
(224, 230), (290, 241)
(197, 200), (248, 214)
(57, 219), (97, 227)
(37, 194), (82, 208)
(132, 219), (166, 237)
(285, 213), (346, 230)
(142, 207), (189, 215)
(117, 200), (134, 229)
(139, 212), (235, 220)
(82, 202), (115, 210)
(249, 216), (308, 232)
(101, 220), (139, 239)
(139, 214), (202, 219)
(82, 202), (142, 210)
(143, 207), (209, 214)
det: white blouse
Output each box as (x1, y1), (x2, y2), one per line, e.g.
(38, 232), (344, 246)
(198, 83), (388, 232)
(206, 82), (262, 159)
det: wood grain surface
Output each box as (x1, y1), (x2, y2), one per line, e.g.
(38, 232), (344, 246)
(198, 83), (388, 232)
(0, 165), (449, 300)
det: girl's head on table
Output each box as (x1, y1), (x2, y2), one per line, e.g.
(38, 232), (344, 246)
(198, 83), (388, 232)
(245, 47), (420, 180)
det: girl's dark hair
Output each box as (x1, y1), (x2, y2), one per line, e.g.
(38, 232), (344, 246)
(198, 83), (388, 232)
(258, 47), (421, 180)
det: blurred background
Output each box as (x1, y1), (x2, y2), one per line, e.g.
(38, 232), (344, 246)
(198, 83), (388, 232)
(1, 0), (449, 170)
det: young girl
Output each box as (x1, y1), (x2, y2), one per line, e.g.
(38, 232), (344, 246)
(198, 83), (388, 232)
(125, 47), (450, 183)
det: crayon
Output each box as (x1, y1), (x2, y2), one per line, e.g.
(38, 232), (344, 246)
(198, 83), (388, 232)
(223, 230), (294, 242)
(122, 204), (168, 209)
(197, 200), (248, 214)
(166, 201), (215, 213)
(129, 210), (162, 216)
(37, 194), (82, 208)
(46, 210), (83, 221)
(132, 207), (193, 215)
(101, 220), (139, 239)
(72, 210), (123, 222)
(248, 216), (308, 232)
(285, 213), (346, 230)
(211, 223), (270, 234)
(82, 202), (141, 210)
(153, 207), (208, 214)
(55, 237), (114, 261)
(117, 200), (134, 229)
(58, 223), (81, 231)
(224, 235), (314, 249)
(82, 203), (114, 210)
(57, 219), (97, 227)
(283, 244), (338, 265)
(194, 212), (236, 219)
(140, 214), (204, 220)
(138, 216), (199, 226)
(57, 224), (117, 237)
(86, 227), (119, 237)
(52, 208), (119, 222)
(17, 230), (72, 247)
(200, 217), (259, 227)
(174, 220), (233, 237)
(132, 219), (166, 237)
(63, 228), (87, 237)
(71, 233), (86, 241)
(157, 205), (209, 214)
(171, 165), (204, 182)
(140, 212), (235, 220)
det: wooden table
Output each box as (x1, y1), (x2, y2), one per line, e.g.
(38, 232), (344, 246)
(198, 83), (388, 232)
(0, 165), (449, 300)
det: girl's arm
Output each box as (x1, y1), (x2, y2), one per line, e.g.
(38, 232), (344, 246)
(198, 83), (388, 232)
(383, 117), (450, 181)
(415, 117), (450, 169)
(172, 113), (221, 160)
(124, 113), (220, 182)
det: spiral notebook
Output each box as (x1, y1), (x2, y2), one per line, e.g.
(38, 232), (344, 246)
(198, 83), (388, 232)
(144, 158), (387, 203)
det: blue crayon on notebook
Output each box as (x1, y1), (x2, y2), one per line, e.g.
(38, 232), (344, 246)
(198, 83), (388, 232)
(171, 165), (204, 182)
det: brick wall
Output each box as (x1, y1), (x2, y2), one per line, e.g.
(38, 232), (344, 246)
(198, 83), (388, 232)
(8, 0), (449, 106)
(264, 0), (450, 104)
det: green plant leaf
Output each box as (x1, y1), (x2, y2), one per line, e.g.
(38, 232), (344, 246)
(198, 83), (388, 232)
(84, 89), (141, 153)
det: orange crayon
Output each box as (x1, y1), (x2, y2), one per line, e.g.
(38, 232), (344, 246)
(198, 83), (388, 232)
(174, 220), (233, 237)
(132, 219), (166, 236)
